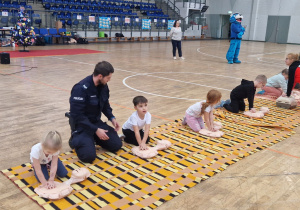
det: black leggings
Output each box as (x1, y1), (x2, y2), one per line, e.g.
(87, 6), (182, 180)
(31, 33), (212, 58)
(122, 128), (150, 146)
(172, 40), (182, 57)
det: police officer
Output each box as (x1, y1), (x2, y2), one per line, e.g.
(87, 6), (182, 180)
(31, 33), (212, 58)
(69, 61), (122, 163)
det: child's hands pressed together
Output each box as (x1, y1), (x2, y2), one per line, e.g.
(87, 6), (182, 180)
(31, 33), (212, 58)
(46, 180), (56, 189)
(139, 142), (148, 151)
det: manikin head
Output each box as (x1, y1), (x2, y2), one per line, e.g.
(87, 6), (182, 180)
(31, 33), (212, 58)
(93, 61), (114, 86)
(133, 96), (148, 116)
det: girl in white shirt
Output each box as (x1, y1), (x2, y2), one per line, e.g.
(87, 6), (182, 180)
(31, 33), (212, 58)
(182, 90), (222, 132)
(30, 131), (68, 189)
(122, 96), (151, 150)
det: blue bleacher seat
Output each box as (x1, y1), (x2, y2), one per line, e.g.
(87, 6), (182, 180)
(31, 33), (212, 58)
(40, 28), (50, 36)
(33, 28), (40, 36)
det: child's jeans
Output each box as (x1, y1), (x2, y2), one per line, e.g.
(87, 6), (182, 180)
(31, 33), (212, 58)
(185, 113), (205, 132)
(33, 158), (68, 182)
(262, 86), (282, 97)
(122, 128), (150, 146)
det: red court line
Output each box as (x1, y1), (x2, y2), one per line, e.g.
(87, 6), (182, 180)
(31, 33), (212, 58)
(266, 148), (300, 159)
(5, 49), (105, 58)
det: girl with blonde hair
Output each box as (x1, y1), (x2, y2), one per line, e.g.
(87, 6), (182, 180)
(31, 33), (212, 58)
(182, 90), (222, 132)
(30, 131), (68, 189)
(285, 53), (300, 96)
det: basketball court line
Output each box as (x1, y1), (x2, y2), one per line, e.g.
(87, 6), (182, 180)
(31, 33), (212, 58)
(1, 54), (298, 159)
(196, 48), (286, 67)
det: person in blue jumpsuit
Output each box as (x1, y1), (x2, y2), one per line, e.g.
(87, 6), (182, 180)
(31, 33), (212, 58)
(226, 13), (245, 64)
(69, 61), (122, 163)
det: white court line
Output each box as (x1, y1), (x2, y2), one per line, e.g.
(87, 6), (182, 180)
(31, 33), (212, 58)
(196, 48), (286, 67)
(123, 72), (241, 100)
(50, 57), (135, 73)
(248, 51), (286, 57)
(51, 57), (243, 100)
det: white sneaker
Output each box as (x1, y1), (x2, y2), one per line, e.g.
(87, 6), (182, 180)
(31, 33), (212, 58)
(180, 57), (185, 60)
(173, 57), (177, 60)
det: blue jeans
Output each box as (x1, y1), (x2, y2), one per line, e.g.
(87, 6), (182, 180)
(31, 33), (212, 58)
(33, 158), (68, 182)
(226, 39), (241, 61)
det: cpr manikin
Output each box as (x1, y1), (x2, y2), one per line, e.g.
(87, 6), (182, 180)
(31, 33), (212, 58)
(244, 107), (269, 118)
(131, 140), (172, 159)
(34, 168), (90, 200)
(199, 121), (224, 137)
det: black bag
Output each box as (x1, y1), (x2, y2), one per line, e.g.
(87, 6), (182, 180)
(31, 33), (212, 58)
(104, 33), (108, 37)
(35, 36), (46, 46)
(115, 33), (124, 37)
(77, 38), (88, 44)
(0, 52), (10, 64)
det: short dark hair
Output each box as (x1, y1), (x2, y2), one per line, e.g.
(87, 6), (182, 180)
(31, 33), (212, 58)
(133, 96), (148, 106)
(282, 68), (288, 75)
(173, 20), (179, 27)
(93, 61), (114, 77)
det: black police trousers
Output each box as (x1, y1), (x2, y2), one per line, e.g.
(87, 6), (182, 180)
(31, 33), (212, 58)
(71, 121), (122, 163)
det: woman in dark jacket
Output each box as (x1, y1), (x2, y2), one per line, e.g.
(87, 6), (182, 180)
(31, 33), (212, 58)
(285, 53), (300, 97)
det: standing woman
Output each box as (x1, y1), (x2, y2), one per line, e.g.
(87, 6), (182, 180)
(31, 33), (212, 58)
(285, 53), (300, 97)
(170, 20), (184, 60)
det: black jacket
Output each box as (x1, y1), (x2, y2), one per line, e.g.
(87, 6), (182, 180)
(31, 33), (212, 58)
(230, 79), (256, 110)
(287, 61), (300, 97)
(69, 75), (114, 134)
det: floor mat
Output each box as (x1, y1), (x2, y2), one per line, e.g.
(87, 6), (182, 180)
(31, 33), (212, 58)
(4, 49), (104, 58)
(2, 98), (300, 210)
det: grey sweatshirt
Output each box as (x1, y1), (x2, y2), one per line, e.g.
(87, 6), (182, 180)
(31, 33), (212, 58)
(170, 27), (182, 40)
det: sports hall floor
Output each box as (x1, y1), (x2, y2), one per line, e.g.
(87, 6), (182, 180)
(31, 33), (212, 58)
(0, 40), (299, 210)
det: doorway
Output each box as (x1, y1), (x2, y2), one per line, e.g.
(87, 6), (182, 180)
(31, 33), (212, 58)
(265, 16), (290, 44)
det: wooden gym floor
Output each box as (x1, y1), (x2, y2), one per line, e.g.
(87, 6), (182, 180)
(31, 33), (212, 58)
(0, 40), (299, 210)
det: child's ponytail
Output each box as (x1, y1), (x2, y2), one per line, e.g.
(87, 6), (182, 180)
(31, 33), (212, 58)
(200, 102), (210, 115)
(200, 89), (222, 115)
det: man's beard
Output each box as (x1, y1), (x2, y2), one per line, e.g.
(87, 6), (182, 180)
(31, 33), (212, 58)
(98, 79), (106, 86)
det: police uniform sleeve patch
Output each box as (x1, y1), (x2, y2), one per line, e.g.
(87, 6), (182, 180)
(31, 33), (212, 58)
(82, 83), (90, 90)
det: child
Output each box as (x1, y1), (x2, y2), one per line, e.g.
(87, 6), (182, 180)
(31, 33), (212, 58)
(182, 89), (222, 132)
(223, 75), (267, 113)
(122, 96), (151, 150)
(30, 131), (68, 189)
(259, 69), (288, 97)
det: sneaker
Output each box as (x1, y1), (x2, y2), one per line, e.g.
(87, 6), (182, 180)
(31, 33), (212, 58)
(173, 57), (177, 60)
(180, 57), (185, 60)
(182, 117), (187, 125)
(118, 134), (125, 141)
(257, 90), (265, 95)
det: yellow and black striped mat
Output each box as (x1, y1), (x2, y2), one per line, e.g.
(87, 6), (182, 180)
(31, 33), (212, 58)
(2, 98), (300, 210)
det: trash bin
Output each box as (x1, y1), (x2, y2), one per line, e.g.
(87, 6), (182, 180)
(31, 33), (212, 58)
(99, 31), (105, 37)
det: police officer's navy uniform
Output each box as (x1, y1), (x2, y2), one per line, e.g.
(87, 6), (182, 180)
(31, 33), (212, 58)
(69, 75), (122, 163)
